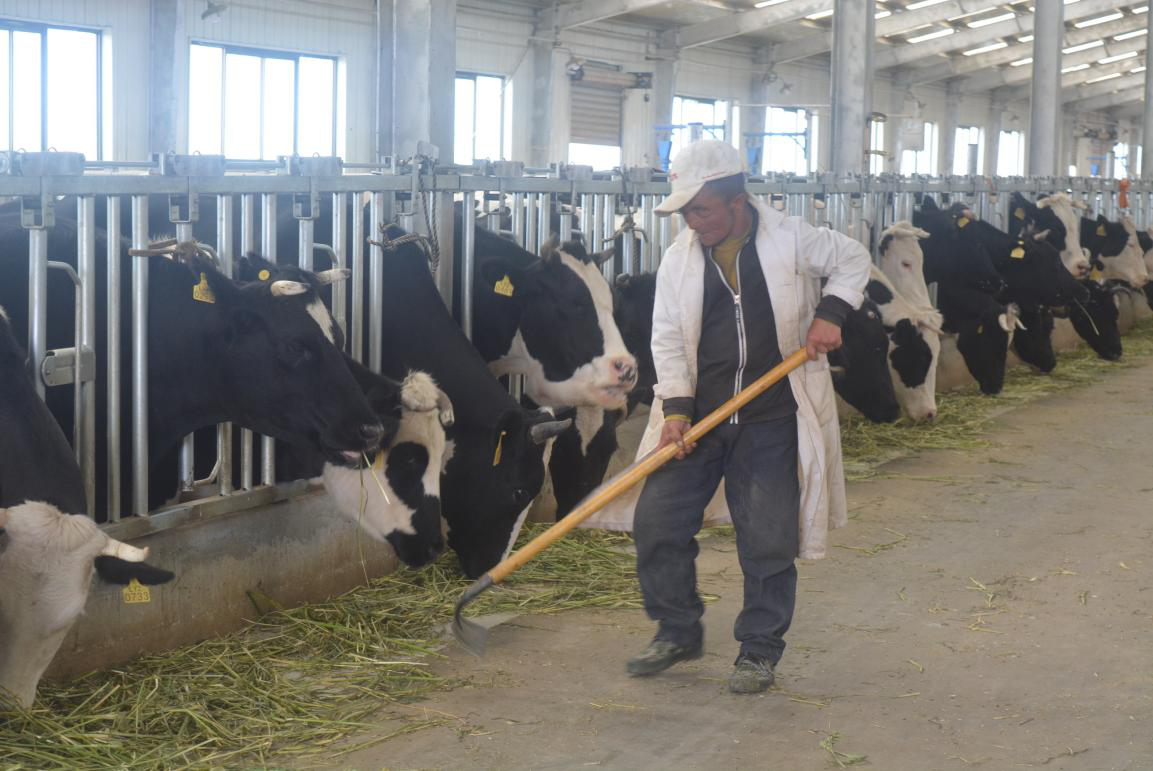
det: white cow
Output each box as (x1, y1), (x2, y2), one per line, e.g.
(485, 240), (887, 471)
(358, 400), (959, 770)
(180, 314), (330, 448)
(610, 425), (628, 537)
(0, 501), (151, 708)
(1037, 194), (1092, 277)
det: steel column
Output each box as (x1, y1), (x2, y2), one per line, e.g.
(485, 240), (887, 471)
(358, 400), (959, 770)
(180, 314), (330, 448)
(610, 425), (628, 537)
(829, 0), (873, 175)
(369, 193), (385, 373)
(106, 196), (122, 521)
(131, 195), (149, 517)
(77, 196), (96, 516)
(239, 195), (255, 490)
(461, 190), (477, 340)
(260, 194), (277, 487)
(1143, 10), (1153, 179)
(1028, 2), (1063, 176)
(351, 194), (365, 361)
(216, 195), (234, 497)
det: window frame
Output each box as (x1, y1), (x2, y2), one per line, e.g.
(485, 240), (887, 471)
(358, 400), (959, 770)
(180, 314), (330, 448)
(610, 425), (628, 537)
(454, 70), (507, 164)
(189, 40), (340, 159)
(0, 17), (105, 159)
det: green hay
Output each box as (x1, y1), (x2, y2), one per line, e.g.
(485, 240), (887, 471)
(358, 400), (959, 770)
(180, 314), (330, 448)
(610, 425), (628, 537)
(841, 319), (1153, 480)
(0, 526), (640, 769)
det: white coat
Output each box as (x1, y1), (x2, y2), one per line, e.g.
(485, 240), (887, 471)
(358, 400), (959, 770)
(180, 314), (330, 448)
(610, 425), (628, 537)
(582, 196), (871, 559)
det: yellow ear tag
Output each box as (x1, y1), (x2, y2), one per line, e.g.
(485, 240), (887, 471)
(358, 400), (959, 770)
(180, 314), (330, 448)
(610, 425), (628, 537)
(1090, 267), (1104, 282)
(258, 269), (271, 281)
(1096, 224), (1106, 237)
(492, 430), (507, 467)
(1010, 246), (1025, 259)
(957, 216), (970, 228)
(192, 272), (216, 304)
(1014, 207), (1025, 221)
(493, 275), (515, 297)
(122, 578), (151, 604)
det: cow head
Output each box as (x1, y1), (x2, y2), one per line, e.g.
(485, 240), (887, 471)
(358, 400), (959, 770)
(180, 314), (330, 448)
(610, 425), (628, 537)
(1068, 279), (1123, 361)
(1101, 217), (1151, 288)
(482, 240), (637, 409)
(865, 269), (941, 422)
(1001, 230), (1090, 307)
(1035, 194), (1091, 277)
(877, 221), (934, 308)
(321, 371), (453, 568)
(1012, 305), (1057, 373)
(913, 202), (1005, 295)
(613, 272), (658, 409)
(955, 301), (1021, 395)
(0, 502), (171, 708)
(226, 255), (387, 463)
(442, 408), (570, 578)
(828, 300), (901, 423)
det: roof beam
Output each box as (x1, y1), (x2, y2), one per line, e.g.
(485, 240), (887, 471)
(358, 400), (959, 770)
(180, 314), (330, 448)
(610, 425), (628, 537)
(961, 37), (1147, 93)
(1062, 71), (1148, 105)
(993, 49), (1148, 101)
(536, 0), (672, 32)
(1068, 85), (1143, 112)
(673, 0), (832, 49)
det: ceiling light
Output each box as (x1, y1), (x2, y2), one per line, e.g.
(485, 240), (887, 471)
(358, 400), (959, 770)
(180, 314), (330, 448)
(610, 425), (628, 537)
(1086, 72), (1124, 83)
(906, 0), (948, 9)
(1010, 57), (1033, 66)
(753, 0), (789, 7)
(1074, 12), (1125, 28)
(963, 42), (1009, 56)
(1136, 5), (1149, 12)
(968, 11), (1016, 27)
(1063, 40), (1104, 54)
(1098, 51), (1139, 64)
(907, 27), (956, 43)
(1062, 63), (1091, 72)
(806, 8), (834, 19)
(1017, 34), (1034, 42)
(875, 9), (892, 18)
(1131, 66), (1147, 73)
(1113, 29), (1148, 41)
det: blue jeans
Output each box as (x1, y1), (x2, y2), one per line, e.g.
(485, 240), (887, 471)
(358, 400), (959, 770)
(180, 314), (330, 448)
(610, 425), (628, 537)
(634, 414), (800, 663)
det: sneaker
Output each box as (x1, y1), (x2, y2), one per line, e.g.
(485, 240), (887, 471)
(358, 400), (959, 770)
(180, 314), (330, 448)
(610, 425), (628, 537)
(626, 638), (704, 676)
(728, 652), (774, 694)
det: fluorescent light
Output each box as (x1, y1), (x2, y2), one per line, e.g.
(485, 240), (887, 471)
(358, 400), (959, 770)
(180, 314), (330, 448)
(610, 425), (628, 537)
(875, 9), (891, 18)
(1098, 51), (1139, 64)
(907, 27), (955, 43)
(1086, 72), (1124, 83)
(1010, 57), (1033, 66)
(1074, 12), (1125, 28)
(963, 42), (1008, 56)
(1062, 63), (1091, 73)
(753, 0), (789, 7)
(968, 11), (1016, 27)
(1114, 29), (1148, 41)
(1136, 5), (1149, 12)
(1131, 66), (1147, 73)
(906, 0), (948, 9)
(1063, 40), (1104, 54)
(1017, 34), (1034, 42)
(806, 8), (834, 19)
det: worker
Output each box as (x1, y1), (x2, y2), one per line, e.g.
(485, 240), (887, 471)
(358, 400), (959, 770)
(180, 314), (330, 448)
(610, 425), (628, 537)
(626, 140), (870, 694)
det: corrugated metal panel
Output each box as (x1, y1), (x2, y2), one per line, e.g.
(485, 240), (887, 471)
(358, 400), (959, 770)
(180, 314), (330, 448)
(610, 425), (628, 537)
(571, 82), (622, 146)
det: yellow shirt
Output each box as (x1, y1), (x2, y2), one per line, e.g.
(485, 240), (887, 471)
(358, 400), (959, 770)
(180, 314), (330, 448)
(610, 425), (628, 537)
(710, 221), (752, 293)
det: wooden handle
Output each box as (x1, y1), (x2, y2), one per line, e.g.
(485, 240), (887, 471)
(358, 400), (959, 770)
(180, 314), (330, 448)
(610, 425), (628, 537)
(487, 348), (810, 584)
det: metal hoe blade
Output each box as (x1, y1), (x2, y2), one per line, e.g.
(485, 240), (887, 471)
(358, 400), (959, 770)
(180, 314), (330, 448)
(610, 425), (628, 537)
(452, 574), (495, 656)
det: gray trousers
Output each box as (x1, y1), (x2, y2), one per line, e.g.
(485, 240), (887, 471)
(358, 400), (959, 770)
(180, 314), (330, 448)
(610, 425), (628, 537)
(634, 414), (800, 663)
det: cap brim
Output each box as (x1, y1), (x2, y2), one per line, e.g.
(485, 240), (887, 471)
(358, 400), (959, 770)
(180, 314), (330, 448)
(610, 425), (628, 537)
(654, 183), (704, 216)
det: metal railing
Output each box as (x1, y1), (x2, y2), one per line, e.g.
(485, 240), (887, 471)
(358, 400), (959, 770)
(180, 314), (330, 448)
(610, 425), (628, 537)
(4, 149), (1151, 538)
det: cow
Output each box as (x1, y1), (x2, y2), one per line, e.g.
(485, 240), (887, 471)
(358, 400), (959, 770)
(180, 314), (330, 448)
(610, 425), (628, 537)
(1138, 229), (1153, 308)
(914, 198), (1006, 295)
(457, 222), (638, 410)
(1065, 279), (1123, 361)
(937, 283), (1022, 395)
(1008, 192), (1092, 278)
(1011, 305), (1057, 373)
(613, 272), (658, 410)
(0, 208), (386, 519)
(1, 305), (173, 709)
(1092, 217), (1149, 289)
(829, 299), (902, 423)
(372, 226), (569, 577)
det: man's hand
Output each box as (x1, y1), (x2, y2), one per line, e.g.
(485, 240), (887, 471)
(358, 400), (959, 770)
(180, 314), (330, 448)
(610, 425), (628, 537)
(805, 318), (843, 361)
(656, 419), (695, 460)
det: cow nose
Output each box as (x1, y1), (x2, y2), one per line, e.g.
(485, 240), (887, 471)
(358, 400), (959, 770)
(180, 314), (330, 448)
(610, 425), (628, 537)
(359, 422), (384, 446)
(926, 410), (937, 420)
(612, 356), (637, 384)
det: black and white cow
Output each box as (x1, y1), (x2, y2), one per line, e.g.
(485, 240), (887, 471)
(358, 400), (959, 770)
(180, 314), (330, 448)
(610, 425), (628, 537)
(459, 221), (638, 410)
(914, 198), (1006, 296)
(613, 272), (658, 410)
(1, 306), (174, 708)
(936, 283), (1022, 395)
(1012, 305), (1057, 373)
(1009, 192), (1092, 278)
(829, 299), (902, 423)
(1066, 279), (1124, 361)
(1094, 217), (1150, 289)
(547, 406), (623, 519)
(865, 264), (942, 422)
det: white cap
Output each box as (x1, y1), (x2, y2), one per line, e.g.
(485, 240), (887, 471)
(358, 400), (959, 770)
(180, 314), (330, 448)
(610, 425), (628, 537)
(655, 140), (746, 216)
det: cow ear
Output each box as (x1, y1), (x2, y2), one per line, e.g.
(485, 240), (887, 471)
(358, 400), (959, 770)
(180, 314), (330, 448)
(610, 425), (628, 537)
(1032, 229), (1050, 242)
(195, 265), (241, 306)
(920, 197), (939, 212)
(592, 246), (615, 266)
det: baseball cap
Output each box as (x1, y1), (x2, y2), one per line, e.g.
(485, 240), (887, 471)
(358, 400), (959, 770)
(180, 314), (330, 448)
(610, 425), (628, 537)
(655, 140), (746, 216)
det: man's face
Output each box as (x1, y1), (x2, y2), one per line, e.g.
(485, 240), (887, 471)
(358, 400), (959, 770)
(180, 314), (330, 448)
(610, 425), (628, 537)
(681, 189), (747, 248)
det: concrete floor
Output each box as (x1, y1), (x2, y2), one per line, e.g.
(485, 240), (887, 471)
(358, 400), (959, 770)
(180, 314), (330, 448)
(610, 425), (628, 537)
(334, 358), (1153, 771)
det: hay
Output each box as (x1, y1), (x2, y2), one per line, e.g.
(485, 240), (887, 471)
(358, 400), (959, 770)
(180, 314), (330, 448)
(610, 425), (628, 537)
(0, 525), (640, 769)
(841, 319), (1153, 480)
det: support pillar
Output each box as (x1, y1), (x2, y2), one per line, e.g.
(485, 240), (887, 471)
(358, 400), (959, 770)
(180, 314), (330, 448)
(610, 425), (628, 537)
(651, 39), (678, 170)
(984, 98), (1003, 176)
(1028, 1), (1063, 176)
(940, 81), (960, 176)
(742, 47), (771, 173)
(829, 0), (873, 175)
(375, 0), (394, 161)
(1142, 7), (1153, 178)
(529, 42), (571, 167)
(149, 0), (186, 154)
(392, 0), (457, 161)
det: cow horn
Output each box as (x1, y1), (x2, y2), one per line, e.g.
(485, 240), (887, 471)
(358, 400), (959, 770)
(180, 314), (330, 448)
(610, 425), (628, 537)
(314, 268), (351, 285)
(997, 313), (1012, 332)
(1032, 229), (1050, 242)
(270, 280), (310, 297)
(436, 387), (455, 428)
(530, 418), (572, 445)
(101, 539), (149, 562)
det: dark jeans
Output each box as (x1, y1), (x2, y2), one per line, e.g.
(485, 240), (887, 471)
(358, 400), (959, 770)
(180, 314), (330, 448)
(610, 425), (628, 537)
(634, 414), (800, 663)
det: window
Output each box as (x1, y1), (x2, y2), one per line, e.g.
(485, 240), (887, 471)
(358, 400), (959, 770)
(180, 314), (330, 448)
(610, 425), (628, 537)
(869, 119), (885, 174)
(188, 43), (339, 159)
(996, 130), (1025, 176)
(455, 72), (509, 164)
(761, 107), (813, 176)
(900, 122), (939, 175)
(0, 21), (104, 159)
(1111, 142), (1140, 178)
(671, 96), (730, 159)
(952, 126), (984, 175)
(568, 143), (621, 169)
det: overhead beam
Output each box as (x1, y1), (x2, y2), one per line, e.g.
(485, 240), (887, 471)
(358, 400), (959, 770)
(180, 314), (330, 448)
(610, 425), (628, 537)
(536, 0), (671, 32)
(674, 0), (831, 49)
(996, 53), (1147, 102)
(1059, 71), (1148, 104)
(1068, 85), (1143, 112)
(961, 37), (1146, 94)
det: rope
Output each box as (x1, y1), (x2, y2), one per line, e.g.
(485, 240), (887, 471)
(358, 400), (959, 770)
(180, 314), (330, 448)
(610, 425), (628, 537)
(368, 226), (437, 270)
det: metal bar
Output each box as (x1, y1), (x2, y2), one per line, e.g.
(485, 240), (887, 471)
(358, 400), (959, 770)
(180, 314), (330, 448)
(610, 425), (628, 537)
(351, 193), (365, 362)
(512, 192), (526, 247)
(331, 192), (348, 342)
(601, 194), (615, 279)
(239, 194), (255, 490)
(175, 221), (196, 494)
(369, 192), (385, 374)
(462, 190), (477, 340)
(217, 195), (234, 497)
(537, 193), (550, 252)
(106, 196), (122, 521)
(27, 227), (47, 400)
(261, 194), (277, 486)
(525, 192), (538, 255)
(131, 195), (149, 517)
(1029, 2), (1063, 176)
(77, 196), (97, 517)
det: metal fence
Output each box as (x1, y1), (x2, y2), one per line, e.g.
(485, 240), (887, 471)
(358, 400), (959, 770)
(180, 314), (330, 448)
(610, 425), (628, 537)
(4, 150), (1151, 538)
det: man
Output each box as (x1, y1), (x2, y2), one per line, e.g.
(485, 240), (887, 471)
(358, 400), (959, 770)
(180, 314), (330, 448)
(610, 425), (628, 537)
(626, 140), (870, 694)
